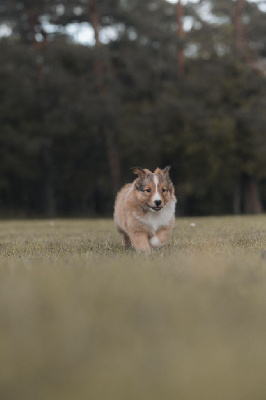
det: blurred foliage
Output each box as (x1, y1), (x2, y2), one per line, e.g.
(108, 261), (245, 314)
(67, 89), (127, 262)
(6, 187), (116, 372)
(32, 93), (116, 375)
(1, 0), (266, 216)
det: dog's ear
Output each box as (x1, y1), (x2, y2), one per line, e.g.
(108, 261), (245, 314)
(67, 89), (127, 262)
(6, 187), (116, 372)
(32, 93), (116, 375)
(131, 167), (146, 178)
(154, 166), (171, 176)
(163, 165), (171, 176)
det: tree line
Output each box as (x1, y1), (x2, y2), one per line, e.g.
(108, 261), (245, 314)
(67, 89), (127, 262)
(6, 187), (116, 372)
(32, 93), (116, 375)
(1, 0), (266, 217)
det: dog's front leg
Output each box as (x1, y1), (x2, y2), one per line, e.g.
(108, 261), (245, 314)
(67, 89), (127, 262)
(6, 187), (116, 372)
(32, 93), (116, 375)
(150, 226), (172, 249)
(116, 226), (132, 249)
(130, 232), (151, 253)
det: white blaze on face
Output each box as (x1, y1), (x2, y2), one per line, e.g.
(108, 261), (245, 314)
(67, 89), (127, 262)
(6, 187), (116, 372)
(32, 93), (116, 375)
(152, 174), (162, 205)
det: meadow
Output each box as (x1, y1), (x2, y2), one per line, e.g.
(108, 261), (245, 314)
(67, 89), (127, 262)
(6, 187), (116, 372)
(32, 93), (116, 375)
(1, 216), (266, 400)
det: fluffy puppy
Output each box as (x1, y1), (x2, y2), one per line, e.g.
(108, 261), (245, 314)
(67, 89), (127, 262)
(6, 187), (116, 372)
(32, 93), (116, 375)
(114, 166), (176, 252)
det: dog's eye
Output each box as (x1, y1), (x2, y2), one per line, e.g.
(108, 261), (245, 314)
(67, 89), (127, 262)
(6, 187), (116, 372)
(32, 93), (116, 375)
(146, 189), (151, 193)
(162, 188), (167, 193)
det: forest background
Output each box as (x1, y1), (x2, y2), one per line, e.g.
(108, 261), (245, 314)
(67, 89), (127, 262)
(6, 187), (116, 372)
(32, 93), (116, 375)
(1, 0), (266, 218)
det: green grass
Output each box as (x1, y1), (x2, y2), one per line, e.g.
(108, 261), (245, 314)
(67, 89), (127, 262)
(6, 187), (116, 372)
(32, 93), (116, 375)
(1, 216), (266, 400)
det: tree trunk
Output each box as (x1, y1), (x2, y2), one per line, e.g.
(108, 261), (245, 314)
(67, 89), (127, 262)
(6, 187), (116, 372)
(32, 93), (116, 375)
(155, 46), (163, 86)
(233, 180), (241, 214)
(42, 140), (56, 217)
(243, 175), (263, 214)
(89, 0), (103, 89)
(103, 126), (121, 195)
(176, 0), (185, 78)
(26, 5), (56, 216)
(89, 0), (121, 196)
(233, 1), (262, 215)
(233, 0), (246, 55)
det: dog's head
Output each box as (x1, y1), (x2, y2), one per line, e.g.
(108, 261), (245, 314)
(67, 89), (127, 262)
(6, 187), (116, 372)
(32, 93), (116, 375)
(132, 166), (174, 212)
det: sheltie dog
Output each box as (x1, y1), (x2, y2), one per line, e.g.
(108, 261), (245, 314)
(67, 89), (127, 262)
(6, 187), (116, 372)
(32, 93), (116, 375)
(114, 166), (176, 252)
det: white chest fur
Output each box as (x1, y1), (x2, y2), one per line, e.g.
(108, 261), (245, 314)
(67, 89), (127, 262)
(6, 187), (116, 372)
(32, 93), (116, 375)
(133, 198), (176, 233)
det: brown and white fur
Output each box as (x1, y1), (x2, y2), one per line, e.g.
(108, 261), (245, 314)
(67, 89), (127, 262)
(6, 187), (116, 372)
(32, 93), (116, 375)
(114, 166), (176, 252)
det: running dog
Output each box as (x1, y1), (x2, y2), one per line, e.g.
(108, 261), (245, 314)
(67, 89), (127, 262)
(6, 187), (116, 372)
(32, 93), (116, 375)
(114, 166), (176, 252)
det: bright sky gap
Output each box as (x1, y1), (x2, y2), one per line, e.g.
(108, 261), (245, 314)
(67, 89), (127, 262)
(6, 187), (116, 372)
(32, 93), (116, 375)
(0, 0), (266, 44)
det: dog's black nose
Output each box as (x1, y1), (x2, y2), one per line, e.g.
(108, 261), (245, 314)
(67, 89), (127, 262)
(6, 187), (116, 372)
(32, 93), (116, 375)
(154, 200), (162, 206)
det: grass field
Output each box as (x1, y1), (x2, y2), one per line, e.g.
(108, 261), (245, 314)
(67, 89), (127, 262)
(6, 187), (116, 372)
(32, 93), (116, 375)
(1, 216), (266, 400)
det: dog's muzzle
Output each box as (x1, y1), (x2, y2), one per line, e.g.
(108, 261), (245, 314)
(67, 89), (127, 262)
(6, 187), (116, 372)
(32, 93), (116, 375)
(147, 203), (162, 212)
